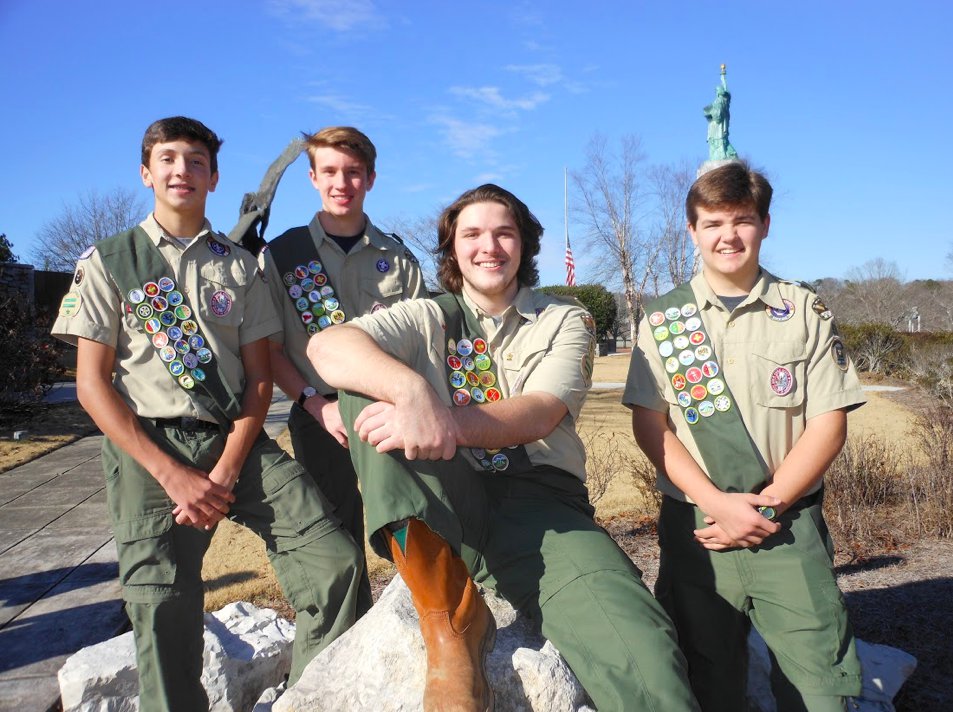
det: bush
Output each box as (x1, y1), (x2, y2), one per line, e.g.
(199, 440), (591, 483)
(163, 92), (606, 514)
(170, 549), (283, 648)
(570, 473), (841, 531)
(905, 406), (953, 538)
(839, 323), (908, 374)
(0, 291), (66, 417)
(539, 284), (617, 338)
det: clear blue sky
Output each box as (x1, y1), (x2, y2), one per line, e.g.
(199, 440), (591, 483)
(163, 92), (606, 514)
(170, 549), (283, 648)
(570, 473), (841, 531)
(2, 0), (950, 286)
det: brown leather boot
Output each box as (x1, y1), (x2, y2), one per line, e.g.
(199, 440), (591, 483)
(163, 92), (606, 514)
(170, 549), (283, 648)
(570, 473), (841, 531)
(388, 519), (496, 712)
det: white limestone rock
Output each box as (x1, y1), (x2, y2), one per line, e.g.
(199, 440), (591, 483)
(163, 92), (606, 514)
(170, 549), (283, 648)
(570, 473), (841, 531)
(746, 629), (917, 712)
(269, 576), (593, 712)
(59, 601), (294, 712)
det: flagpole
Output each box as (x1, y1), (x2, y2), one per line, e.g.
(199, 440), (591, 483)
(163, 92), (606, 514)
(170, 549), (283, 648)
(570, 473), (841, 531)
(564, 167), (576, 287)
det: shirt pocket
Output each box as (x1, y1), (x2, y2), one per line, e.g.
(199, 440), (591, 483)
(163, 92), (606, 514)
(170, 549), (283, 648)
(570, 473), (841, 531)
(360, 272), (405, 305)
(750, 341), (808, 408)
(198, 263), (244, 328)
(500, 345), (547, 396)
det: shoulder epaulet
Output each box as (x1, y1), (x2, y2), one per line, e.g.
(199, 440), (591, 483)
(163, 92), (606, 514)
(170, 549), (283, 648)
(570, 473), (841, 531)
(779, 278), (817, 294)
(386, 231), (405, 245)
(385, 232), (420, 265)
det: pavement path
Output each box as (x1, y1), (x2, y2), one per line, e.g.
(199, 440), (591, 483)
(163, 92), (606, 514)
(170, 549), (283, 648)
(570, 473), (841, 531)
(0, 391), (291, 712)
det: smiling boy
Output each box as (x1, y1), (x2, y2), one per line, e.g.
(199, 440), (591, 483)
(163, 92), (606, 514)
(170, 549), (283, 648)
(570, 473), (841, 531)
(52, 116), (362, 712)
(259, 126), (426, 616)
(623, 161), (863, 711)
(307, 184), (699, 711)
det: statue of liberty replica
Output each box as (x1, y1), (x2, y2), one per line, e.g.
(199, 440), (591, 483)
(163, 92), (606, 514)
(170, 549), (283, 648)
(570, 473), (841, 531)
(700, 64), (739, 173)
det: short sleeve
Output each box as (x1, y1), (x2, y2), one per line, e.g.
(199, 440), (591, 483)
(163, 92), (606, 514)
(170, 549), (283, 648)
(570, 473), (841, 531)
(50, 249), (122, 348)
(238, 255), (281, 346)
(621, 315), (670, 412)
(804, 314), (866, 419)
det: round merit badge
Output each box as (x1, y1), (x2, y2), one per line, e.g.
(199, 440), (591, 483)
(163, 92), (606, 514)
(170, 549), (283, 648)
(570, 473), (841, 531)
(684, 407), (700, 424)
(770, 366), (794, 395)
(673, 335), (690, 350)
(649, 311), (665, 327)
(653, 326), (670, 342)
(685, 367), (703, 383)
(677, 391), (692, 407)
(665, 356), (679, 373)
(671, 373), (687, 390)
(210, 291), (232, 317)
(658, 341), (674, 357)
(664, 307), (681, 321)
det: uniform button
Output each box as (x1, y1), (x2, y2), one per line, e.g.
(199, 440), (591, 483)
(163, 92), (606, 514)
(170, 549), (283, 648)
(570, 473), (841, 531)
(727, 358), (735, 365)
(728, 322), (736, 328)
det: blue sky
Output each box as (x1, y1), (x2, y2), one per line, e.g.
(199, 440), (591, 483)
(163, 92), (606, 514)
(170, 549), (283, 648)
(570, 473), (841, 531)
(1, 0), (950, 286)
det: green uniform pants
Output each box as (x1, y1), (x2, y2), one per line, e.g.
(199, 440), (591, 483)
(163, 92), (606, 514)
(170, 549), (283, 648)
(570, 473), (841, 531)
(655, 497), (861, 712)
(102, 421), (364, 712)
(341, 393), (699, 712)
(288, 401), (373, 616)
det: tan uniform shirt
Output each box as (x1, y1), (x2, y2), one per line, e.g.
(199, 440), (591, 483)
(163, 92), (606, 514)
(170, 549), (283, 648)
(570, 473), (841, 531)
(51, 215), (280, 420)
(623, 269), (865, 501)
(351, 287), (596, 480)
(259, 214), (426, 395)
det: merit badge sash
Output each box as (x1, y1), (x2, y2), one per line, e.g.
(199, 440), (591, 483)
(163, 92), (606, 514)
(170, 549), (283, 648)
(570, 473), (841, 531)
(267, 227), (346, 336)
(97, 227), (242, 427)
(434, 293), (532, 474)
(646, 282), (768, 493)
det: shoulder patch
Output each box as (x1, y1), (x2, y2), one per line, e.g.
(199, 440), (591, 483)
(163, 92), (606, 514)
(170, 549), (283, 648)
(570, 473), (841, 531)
(811, 296), (834, 320)
(58, 291), (82, 318)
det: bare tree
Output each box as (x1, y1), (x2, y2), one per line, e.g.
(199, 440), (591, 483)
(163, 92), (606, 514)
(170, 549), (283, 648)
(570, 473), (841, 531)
(648, 161), (697, 295)
(379, 211), (440, 292)
(572, 134), (663, 341)
(34, 188), (146, 271)
(839, 258), (909, 327)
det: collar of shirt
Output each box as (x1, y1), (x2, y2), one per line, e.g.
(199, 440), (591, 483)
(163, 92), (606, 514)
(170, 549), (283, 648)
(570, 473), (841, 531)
(691, 268), (786, 313)
(308, 212), (391, 254)
(460, 285), (538, 341)
(140, 213), (213, 251)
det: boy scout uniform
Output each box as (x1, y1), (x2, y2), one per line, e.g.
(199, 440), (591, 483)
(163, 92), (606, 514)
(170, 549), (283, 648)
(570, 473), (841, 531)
(340, 288), (699, 712)
(623, 269), (863, 711)
(259, 214), (426, 614)
(52, 215), (363, 712)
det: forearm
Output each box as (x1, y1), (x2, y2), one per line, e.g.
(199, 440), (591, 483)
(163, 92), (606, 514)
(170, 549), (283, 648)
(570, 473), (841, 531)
(631, 406), (723, 510)
(308, 324), (431, 406)
(760, 409), (847, 513)
(453, 392), (566, 449)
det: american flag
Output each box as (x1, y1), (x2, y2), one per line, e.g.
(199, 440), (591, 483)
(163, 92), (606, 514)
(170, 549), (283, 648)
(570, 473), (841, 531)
(565, 238), (576, 287)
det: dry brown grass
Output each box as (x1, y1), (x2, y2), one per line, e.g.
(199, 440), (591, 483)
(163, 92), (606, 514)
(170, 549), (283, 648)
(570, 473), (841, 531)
(0, 401), (98, 473)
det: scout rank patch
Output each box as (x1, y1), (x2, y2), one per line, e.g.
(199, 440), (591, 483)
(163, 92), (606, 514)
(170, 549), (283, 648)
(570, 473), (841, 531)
(447, 336), (515, 472)
(127, 276), (214, 391)
(651, 301), (734, 425)
(58, 292), (81, 318)
(281, 259), (346, 336)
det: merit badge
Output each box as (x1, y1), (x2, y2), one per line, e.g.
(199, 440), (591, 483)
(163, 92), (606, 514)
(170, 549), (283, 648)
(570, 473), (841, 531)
(453, 389), (471, 406)
(479, 371), (496, 387)
(169, 361), (185, 377)
(159, 346), (177, 362)
(158, 277), (175, 292)
(713, 395), (732, 412)
(188, 335), (204, 350)
(707, 378), (725, 395)
(673, 335), (690, 350)
(136, 303), (153, 320)
(665, 307), (681, 321)
(649, 311), (665, 327)
(197, 348), (213, 364)
(698, 401), (715, 417)
(694, 344), (712, 361)
(174, 305), (193, 321)
(677, 391), (692, 407)
(174, 339), (190, 354)
(295, 297), (309, 312)
(314, 273), (328, 286)
(288, 284), (303, 299)
(372, 302), (386, 313)
(168, 291), (184, 307)
(307, 323), (320, 335)
(681, 302), (698, 317)
(658, 341), (674, 358)
(457, 339), (474, 356)
(470, 388), (486, 404)
(308, 290), (322, 303)
(323, 297), (339, 311)
(665, 356), (679, 373)
(178, 374), (195, 389)
(294, 265), (309, 280)
(653, 326), (670, 342)
(491, 453), (509, 471)
(669, 321), (686, 335)
(159, 311), (177, 327)
(206, 236), (230, 256)
(79, 245), (95, 260)
(581, 314), (597, 338)
(672, 373), (687, 390)
(678, 350), (696, 366)
(684, 407), (700, 425)
(448, 339), (458, 355)
(151, 296), (168, 312)
(283, 272), (296, 286)
(466, 371), (480, 387)
(770, 366), (794, 396)
(127, 288), (145, 305)
(767, 299), (795, 322)
(181, 319), (199, 336)
(474, 353), (491, 371)
(462, 356), (475, 371)
(473, 338), (488, 354)
(485, 387), (502, 402)
(73, 267), (84, 286)
(191, 368), (206, 382)
(689, 331), (706, 346)
(183, 353), (199, 369)
(690, 384), (708, 401)
(320, 285), (335, 298)
(318, 315), (332, 329)
(300, 277), (315, 292)
(311, 303), (326, 317)
(152, 332), (169, 349)
(144, 282), (160, 298)
(301, 312), (314, 325)
(450, 371), (467, 388)
(308, 260), (322, 274)
(167, 326), (183, 341)
(144, 318), (161, 335)
(210, 291), (232, 317)
(685, 316), (702, 332)
(702, 361), (719, 378)
(686, 367), (703, 384)
(376, 259), (390, 273)
(448, 355), (463, 370)
(330, 310), (346, 324)
(831, 339), (849, 371)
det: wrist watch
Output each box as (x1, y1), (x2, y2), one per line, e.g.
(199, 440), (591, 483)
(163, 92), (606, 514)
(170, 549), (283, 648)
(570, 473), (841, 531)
(757, 505), (778, 521)
(297, 386), (317, 407)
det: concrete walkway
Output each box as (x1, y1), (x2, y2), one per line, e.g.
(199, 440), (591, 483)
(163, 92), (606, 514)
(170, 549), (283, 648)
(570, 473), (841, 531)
(0, 392), (292, 712)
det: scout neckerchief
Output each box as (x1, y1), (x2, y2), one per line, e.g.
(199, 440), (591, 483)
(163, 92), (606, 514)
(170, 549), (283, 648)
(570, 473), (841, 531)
(267, 227), (346, 336)
(96, 227), (242, 428)
(434, 293), (533, 474)
(646, 282), (768, 493)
